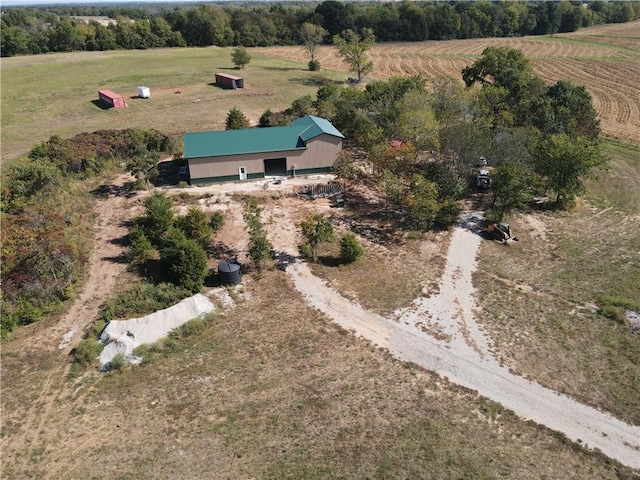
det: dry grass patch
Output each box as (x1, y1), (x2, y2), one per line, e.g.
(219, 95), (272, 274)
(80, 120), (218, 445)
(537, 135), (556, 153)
(474, 143), (640, 424)
(2, 269), (636, 479)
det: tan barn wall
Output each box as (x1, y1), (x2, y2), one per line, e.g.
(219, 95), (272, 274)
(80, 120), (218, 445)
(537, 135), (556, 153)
(294, 135), (342, 170)
(188, 134), (343, 183)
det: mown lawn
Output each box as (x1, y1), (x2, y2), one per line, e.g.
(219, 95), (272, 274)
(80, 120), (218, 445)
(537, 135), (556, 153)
(1, 47), (344, 163)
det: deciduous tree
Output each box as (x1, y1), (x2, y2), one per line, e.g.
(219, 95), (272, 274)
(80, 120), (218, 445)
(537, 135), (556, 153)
(298, 213), (334, 263)
(333, 28), (375, 82)
(231, 45), (251, 69)
(299, 22), (327, 70)
(534, 133), (607, 208)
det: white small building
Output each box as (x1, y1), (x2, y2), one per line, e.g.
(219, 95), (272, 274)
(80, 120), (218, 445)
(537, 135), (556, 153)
(137, 86), (150, 99)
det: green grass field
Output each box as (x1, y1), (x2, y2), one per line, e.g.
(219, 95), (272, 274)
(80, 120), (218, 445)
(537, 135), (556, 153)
(1, 47), (344, 163)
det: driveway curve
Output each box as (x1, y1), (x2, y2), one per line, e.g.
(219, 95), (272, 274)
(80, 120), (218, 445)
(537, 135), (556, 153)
(286, 212), (640, 469)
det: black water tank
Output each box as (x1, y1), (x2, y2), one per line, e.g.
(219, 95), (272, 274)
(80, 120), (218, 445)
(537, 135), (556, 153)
(218, 260), (242, 285)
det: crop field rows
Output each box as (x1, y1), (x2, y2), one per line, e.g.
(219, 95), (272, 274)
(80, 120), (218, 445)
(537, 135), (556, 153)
(259, 21), (640, 144)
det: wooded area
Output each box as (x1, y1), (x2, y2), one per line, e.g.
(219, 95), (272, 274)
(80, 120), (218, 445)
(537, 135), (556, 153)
(2, 0), (639, 56)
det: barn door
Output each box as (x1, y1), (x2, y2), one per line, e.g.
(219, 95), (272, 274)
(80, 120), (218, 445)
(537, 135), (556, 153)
(239, 166), (247, 180)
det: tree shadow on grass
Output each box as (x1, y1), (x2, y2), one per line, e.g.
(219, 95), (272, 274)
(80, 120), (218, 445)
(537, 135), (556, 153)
(318, 256), (343, 268)
(290, 76), (345, 87)
(91, 181), (137, 199)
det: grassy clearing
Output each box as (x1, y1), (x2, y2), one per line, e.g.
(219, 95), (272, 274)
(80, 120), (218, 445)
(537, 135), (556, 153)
(2, 270), (635, 479)
(311, 232), (448, 316)
(585, 139), (640, 213)
(474, 143), (640, 425)
(1, 47), (344, 163)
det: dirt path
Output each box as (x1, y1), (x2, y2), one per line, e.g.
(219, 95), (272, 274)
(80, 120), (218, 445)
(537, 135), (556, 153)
(284, 212), (640, 469)
(52, 173), (142, 354)
(0, 174), (141, 477)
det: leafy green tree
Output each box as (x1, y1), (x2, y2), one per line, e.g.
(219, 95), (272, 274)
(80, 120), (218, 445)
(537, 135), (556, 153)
(439, 121), (492, 174)
(1, 25), (33, 56)
(462, 46), (543, 128)
(430, 76), (470, 126)
(231, 45), (251, 69)
(534, 134), (607, 208)
(396, 90), (440, 152)
(286, 94), (315, 119)
(160, 228), (208, 293)
(300, 22), (327, 70)
(340, 232), (364, 264)
(540, 80), (601, 140)
(138, 191), (174, 245)
(332, 150), (358, 180)
(315, 0), (356, 37)
(489, 127), (539, 169)
(226, 107), (251, 130)
(299, 213), (334, 263)
(489, 160), (531, 221)
(333, 28), (375, 82)
(406, 174), (440, 231)
(365, 75), (425, 135)
(463, 46), (533, 90)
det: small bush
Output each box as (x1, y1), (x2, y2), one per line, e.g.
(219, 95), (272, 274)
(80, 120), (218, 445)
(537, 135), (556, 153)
(600, 305), (625, 325)
(134, 343), (160, 364)
(340, 232), (364, 264)
(209, 211), (225, 232)
(99, 282), (190, 323)
(73, 339), (104, 368)
(309, 59), (321, 71)
(177, 181), (189, 189)
(170, 318), (206, 339)
(598, 295), (639, 325)
(109, 353), (126, 371)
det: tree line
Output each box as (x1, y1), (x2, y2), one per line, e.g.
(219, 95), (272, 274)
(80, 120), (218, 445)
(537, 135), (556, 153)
(3, 1), (640, 56)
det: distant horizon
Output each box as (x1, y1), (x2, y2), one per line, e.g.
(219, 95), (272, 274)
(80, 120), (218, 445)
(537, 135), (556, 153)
(2, 0), (306, 5)
(1, 0), (258, 6)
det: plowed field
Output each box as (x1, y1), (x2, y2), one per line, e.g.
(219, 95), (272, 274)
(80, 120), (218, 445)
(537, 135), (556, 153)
(257, 21), (640, 144)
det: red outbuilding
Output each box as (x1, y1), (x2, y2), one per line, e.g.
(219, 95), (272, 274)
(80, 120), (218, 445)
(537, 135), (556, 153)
(98, 89), (126, 109)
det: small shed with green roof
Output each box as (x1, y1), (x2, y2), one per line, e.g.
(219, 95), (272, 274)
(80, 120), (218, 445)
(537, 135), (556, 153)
(184, 115), (345, 184)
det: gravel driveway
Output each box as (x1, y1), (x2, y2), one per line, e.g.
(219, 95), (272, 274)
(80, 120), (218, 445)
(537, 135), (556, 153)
(285, 211), (640, 469)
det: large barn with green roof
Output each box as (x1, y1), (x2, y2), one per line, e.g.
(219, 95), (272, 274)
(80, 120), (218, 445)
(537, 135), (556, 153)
(184, 115), (345, 184)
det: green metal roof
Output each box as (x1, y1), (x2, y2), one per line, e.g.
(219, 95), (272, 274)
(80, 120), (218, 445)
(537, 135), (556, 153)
(184, 115), (344, 159)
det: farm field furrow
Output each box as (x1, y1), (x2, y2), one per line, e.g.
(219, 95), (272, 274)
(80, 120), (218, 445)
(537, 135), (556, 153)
(260, 24), (640, 144)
